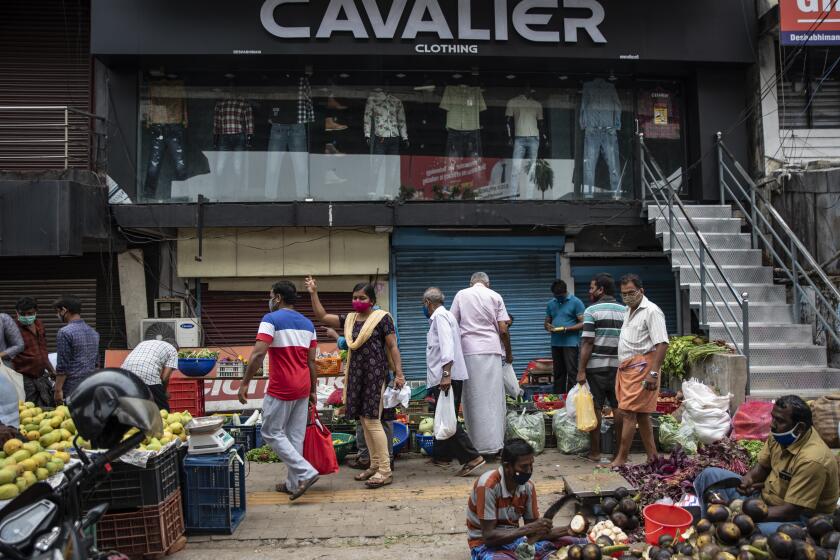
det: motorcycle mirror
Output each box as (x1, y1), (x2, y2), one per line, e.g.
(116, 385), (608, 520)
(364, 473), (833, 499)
(81, 503), (108, 531)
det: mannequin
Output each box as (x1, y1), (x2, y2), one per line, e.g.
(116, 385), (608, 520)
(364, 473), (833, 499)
(580, 77), (621, 197)
(143, 76), (188, 200)
(265, 74), (314, 200)
(365, 86), (408, 199)
(440, 79), (486, 159)
(213, 81), (254, 181)
(505, 86), (549, 199)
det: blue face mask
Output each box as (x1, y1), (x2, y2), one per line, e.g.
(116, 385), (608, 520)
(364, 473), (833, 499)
(423, 305), (431, 319)
(771, 422), (803, 447)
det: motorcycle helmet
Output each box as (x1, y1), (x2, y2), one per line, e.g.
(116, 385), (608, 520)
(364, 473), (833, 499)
(66, 368), (163, 450)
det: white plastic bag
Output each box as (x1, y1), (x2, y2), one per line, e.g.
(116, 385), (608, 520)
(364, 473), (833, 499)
(502, 363), (523, 398)
(553, 408), (590, 455)
(0, 364), (24, 403)
(433, 388), (457, 440)
(382, 385), (411, 409)
(681, 379), (732, 444)
(506, 409), (546, 454)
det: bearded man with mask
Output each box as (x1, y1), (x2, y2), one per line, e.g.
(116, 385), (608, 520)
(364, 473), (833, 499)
(543, 279), (585, 395)
(694, 395), (839, 534)
(53, 295), (99, 405)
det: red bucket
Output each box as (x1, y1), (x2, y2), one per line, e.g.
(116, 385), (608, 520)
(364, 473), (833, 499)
(642, 504), (693, 545)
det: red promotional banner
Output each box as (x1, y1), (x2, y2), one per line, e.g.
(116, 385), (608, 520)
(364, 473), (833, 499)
(780, 0), (840, 45)
(400, 155), (510, 200)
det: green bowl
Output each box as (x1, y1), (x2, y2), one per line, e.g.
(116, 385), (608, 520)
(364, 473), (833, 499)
(331, 432), (355, 463)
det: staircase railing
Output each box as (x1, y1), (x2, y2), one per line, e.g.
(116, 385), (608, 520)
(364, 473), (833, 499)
(716, 133), (840, 349)
(639, 134), (751, 380)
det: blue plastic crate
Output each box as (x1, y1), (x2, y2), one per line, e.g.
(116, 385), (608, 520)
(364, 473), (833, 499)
(415, 433), (435, 455)
(223, 415), (261, 453)
(182, 445), (246, 534)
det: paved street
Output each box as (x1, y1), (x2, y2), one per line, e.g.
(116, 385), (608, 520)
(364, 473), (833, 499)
(175, 450), (644, 559)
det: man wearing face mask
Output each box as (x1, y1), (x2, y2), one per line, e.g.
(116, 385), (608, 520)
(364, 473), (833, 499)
(12, 297), (55, 408)
(53, 295), (99, 405)
(543, 279), (585, 395)
(693, 395), (839, 534)
(466, 438), (571, 559)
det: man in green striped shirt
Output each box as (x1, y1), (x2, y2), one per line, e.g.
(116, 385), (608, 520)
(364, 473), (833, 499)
(576, 273), (626, 463)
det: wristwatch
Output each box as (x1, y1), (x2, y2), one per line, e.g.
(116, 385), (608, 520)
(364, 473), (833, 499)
(648, 371), (659, 378)
(442, 371), (451, 378)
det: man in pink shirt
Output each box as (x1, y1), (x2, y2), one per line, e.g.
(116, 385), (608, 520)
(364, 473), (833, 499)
(450, 272), (512, 456)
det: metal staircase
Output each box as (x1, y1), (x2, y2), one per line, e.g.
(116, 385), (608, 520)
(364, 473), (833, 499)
(640, 133), (840, 400)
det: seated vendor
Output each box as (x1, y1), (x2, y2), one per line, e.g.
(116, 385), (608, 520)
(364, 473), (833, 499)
(694, 395), (839, 534)
(467, 438), (569, 560)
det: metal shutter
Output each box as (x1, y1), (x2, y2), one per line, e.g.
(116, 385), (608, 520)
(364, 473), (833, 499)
(199, 287), (353, 347)
(571, 260), (677, 334)
(0, 0), (92, 170)
(393, 250), (559, 380)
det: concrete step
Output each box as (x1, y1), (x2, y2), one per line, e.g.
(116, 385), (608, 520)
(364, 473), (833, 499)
(669, 248), (762, 267)
(678, 265), (772, 285)
(748, 344), (827, 367)
(655, 217), (742, 234)
(687, 283), (786, 303)
(660, 232), (752, 250)
(647, 204), (733, 220)
(707, 323), (812, 344)
(748, 366), (840, 399)
(696, 302), (793, 323)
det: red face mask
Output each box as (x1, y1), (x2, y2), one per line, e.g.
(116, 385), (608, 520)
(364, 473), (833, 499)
(352, 300), (372, 313)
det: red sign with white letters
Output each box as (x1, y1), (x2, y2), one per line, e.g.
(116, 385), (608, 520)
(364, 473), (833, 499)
(780, 0), (840, 44)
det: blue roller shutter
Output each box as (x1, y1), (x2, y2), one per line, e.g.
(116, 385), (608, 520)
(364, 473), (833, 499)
(571, 260), (677, 334)
(393, 246), (565, 381)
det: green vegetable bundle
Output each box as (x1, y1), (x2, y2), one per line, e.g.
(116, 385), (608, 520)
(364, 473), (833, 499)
(178, 349), (220, 359)
(738, 439), (765, 467)
(244, 445), (281, 463)
(662, 336), (732, 386)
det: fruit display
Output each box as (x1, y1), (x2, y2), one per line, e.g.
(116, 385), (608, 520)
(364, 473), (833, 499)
(18, 402), (90, 452)
(123, 409), (192, 451)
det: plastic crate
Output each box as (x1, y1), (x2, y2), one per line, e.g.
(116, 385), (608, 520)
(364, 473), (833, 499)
(168, 377), (206, 417)
(601, 417), (662, 455)
(522, 384), (554, 401)
(223, 416), (260, 452)
(96, 489), (184, 559)
(217, 360), (245, 378)
(315, 356), (342, 375)
(182, 446), (246, 534)
(81, 444), (180, 512)
(415, 433), (435, 455)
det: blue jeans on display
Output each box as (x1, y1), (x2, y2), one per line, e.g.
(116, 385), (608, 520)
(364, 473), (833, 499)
(582, 128), (620, 196)
(471, 537), (556, 560)
(693, 468), (807, 535)
(145, 124), (187, 200)
(265, 123), (308, 200)
(446, 129), (481, 158)
(215, 132), (246, 182)
(511, 136), (539, 199)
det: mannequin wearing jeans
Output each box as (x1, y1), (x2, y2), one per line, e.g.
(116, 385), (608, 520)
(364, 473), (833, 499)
(265, 76), (314, 200)
(365, 89), (408, 199)
(144, 79), (188, 200)
(580, 78), (622, 197)
(506, 91), (548, 200)
(441, 84), (485, 158)
(213, 93), (254, 185)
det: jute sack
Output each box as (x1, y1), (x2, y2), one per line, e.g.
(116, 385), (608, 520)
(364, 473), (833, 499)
(812, 393), (840, 448)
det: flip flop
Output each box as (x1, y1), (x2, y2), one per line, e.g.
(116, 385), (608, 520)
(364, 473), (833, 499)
(457, 458), (487, 477)
(290, 475), (320, 501)
(426, 459), (452, 468)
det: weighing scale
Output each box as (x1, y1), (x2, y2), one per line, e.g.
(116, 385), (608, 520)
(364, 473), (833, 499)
(186, 416), (234, 455)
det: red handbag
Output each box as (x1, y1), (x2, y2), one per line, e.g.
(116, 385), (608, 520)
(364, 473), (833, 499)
(303, 405), (339, 475)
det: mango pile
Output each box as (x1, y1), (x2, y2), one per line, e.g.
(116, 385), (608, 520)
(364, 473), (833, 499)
(123, 409), (192, 451)
(18, 402), (89, 451)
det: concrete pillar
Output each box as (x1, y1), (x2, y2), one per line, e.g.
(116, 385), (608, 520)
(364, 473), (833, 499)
(687, 353), (748, 415)
(118, 249), (148, 348)
(561, 239), (575, 292)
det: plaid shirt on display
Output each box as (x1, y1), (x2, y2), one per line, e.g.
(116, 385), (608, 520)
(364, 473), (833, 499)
(298, 77), (315, 124)
(213, 98), (254, 135)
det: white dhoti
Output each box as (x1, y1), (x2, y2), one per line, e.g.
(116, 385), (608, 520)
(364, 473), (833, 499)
(462, 353), (506, 455)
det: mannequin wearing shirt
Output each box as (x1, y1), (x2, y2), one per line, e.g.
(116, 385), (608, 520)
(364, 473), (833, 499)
(580, 78), (622, 198)
(265, 75), (314, 200)
(365, 87), (408, 199)
(440, 81), (486, 159)
(143, 78), (188, 200)
(213, 82), (254, 182)
(505, 89), (549, 200)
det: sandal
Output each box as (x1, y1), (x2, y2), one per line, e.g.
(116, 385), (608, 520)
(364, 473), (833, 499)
(365, 473), (393, 489)
(354, 468), (377, 481)
(275, 482), (292, 495)
(290, 475), (320, 501)
(456, 458), (486, 477)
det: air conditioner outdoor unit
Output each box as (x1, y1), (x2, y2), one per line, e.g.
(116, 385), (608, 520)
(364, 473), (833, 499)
(140, 318), (202, 348)
(154, 298), (188, 319)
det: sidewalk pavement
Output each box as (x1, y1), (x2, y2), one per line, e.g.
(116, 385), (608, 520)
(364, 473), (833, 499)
(173, 449), (644, 560)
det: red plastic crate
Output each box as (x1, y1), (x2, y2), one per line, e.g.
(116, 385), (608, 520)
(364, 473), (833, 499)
(96, 489), (185, 559)
(168, 377), (206, 417)
(533, 394), (566, 411)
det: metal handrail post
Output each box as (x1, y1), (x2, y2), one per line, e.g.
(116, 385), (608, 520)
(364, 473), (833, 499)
(742, 292), (750, 395)
(668, 188), (674, 253)
(700, 245), (707, 325)
(716, 132), (724, 204)
(638, 133), (646, 202)
(63, 107), (69, 170)
(791, 240), (800, 322)
(750, 186), (758, 250)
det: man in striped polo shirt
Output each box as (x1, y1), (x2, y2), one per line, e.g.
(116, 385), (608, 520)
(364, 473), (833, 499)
(576, 273), (625, 463)
(238, 280), (320, 501)
(466, 439), (567, 559)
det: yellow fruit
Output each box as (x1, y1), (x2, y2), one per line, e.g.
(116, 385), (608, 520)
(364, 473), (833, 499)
(3, 439), (22, 456)
(59, 429), (72, 441)
(35, 468), (48, 481)
(0, 452), (5, 460)
(25, 431), (39, 442)
(22, 442), (39, 455)
(23, 401), (34, 409)
(47, 442), (66, 451)
(15, 477), (26, 492)
(39, 432), (58, 448)
(31, 453), (49, 468)
(54, 452), (70, 464)
(179, 432), (187, 442)
(0, 467), (16, 485)
(160, 410), (168, 419)
(10, 450), (30, 463)
(33, 414), (44, 423)
(22, 471), (36, 486)
(168, 413), (182, 425)
(160, 435), (173, 445)
(60, 419), (75, 435)
(19, 409), (33, 420)
(49, 416), (62, 429)
(2, 457), (16, 468)
(17, 459), (36, 473)
(168, 422), (183, 435)
(0, 483), (19, 500)
(39, 425), (53, 436)
(45, 461), (60, 475)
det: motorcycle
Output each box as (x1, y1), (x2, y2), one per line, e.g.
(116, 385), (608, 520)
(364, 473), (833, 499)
(0, 431), (146, 560)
